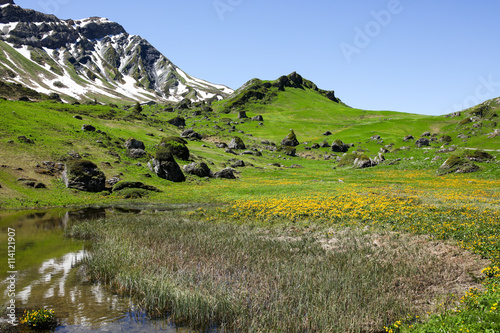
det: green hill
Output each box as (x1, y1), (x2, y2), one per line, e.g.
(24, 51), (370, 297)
(0, 74), (499, 209)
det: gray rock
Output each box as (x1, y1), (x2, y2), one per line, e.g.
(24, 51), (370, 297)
(183, 162), (213, 178)
(403, 135), (414, 141)
(238, 111), (248, 119)
(124, 138), (145, 150)
(147, 158), (185, 182)
(181, 128), (202, 140)
(421, 131), (431, 137)
(228, 137), (246, 149)
(81, 124), (96, 132)
(415, 138), (430, 148)
(128, 149), (147, 159)
(252, 115), (264, 121)
(17, 135), (34, 144)
(231, 160), (245, 168)
(331, 139), (349, 153)
(214, 168), (236, 179)
(62, 160), (106, 192)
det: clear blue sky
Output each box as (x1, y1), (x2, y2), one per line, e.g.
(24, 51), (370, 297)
(15, 0), (500, 115)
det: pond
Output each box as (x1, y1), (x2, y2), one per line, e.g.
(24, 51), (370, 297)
(0, 207), (196, 332)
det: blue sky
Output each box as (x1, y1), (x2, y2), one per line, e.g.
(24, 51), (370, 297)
(15, 0), (500, 115)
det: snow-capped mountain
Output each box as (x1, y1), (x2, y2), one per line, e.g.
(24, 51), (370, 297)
(0, 2), (233, 103)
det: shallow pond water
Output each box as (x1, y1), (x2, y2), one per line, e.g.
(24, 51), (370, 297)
(0, 207), (196, 332)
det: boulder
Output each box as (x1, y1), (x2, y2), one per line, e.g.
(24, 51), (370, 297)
(252, 115), (264, 121)
(81, 124), (96, 132)
(112, 181), (160, 192)
(216, 142), (228, 149)
(331, 139), (349, 153)
(147, 158), (185, 182)
(231, 160), (245, 168)
(183, 162), (213, 178)
(62, 160), (106, 192)
(181, 128), (202, 140)
(421, 131), (431, 137)
(228, 137), (246, 149)
(403, 135), (414, 141)
(283, 146), (296, 157)
(147, 147), (185, 182)
(323, 131), (332, 136)
(238, 111), (248, 119)
(214, 168), (236, 179)
(415, 138), (430, 148)
(371, 135), (381, 141)
(167, 116), (186, 128)
(281, 130), (300, 147)
(124, 138), (145, 150)
(128, 149), (147, 159)
(438, 155), (479, 176)
(353, 155), (374, 168)
(160, 137), (190, 160)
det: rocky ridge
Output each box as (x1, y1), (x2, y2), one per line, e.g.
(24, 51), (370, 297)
(0, 2), (233, 103)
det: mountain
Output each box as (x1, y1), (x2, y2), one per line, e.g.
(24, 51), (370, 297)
(0, 2), (233, 103)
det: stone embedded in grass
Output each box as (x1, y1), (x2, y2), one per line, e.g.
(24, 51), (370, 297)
(160, 137), (190, 160)
(283, 146), (296, 157)
(124, 138), (145, 150)
(228, 136), (246, 150)
(183, 162), (213, 178)
(463, 150), (494, 162)
(403, 135), (414, 141)
(231, 160), (245, 168)
(252, 115), (264, 121)
(181, 129), (202, 141)
(81, 124), (96, 132)
(17, 135), (34, 144)
(331, 139), (349, 153)
(281, 130), (300, 147)
(415, 138), (430, 148)
(167, 116), (186, 128)
(62, 160), (106, 192)
(438, 155), (479, 176)
(112, 181), (160, 193)
(214, 167), (237, 179)
(148, 148), (185, 182)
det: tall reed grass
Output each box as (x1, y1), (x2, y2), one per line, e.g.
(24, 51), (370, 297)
(68, 213), (482, 332)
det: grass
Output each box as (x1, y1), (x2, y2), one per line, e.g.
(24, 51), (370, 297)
(67, 211), (488, 332)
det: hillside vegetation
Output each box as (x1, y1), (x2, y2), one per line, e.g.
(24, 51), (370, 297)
(1, 75), (500, 332)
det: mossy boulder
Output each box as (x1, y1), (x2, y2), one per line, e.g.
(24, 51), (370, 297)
(62, 160), (106, 192)
(439, 135), (453, 143)
(228, 136), (246, 150)
(124, 138), (145, 150)
(337, 153), (357, 167)
(148, 147), (186, 182)
(415, 138), (430, 148)
(160, 137), (190, 160)
(167, 116), (186, 128)
(283, 146), (297, 157)
(281, 130), (300, 147)
(438, 155), (479, 176)
(463, 150), (494, 162)
(331, 139), (349, 153)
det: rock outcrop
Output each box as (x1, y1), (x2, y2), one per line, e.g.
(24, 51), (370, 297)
(62, 160), (106, 192)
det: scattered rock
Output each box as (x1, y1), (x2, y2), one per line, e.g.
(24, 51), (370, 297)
(73, 115), (83, 120)
(438, 155), (479, 176)
(62, 160), (106, 192)
(216, 142), (228, 149)
(281, 130), (300, 147)
(147, 148), (185, 182)
(463, 150), (494, 162)
(283, 146), (296, 157)
(238, 111), (248, 119)
(214, 168), (237, 179)
(17, 135), (34, 144)
(181, 128), (202, 140)
(228, 136), (246, 150)
(183, 162), (213, 178)
(421, 132), (431, 137)
(487, 129), (500, 138)
(106, 177), (122, 187)
(128, 149), (147, 159)
(331, 139), (349, 153)
(403, 135), (414, 141)
(371, 135), (381, 141)
(167, 116), (186, 128)
(415, 138), (430, 148)
(124, 138), (145, 150)
(323, 131), (332, 136)
(160, 137), (190, 160)
(81, 124), (96, 132)
(252, 115), (264, 121)
(231, 160), (245, 168)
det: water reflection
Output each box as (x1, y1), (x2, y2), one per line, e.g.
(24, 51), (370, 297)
(0, 208), (195, 332)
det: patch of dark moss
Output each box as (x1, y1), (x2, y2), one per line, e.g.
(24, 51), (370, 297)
(112, 181), (160, 193)
(155, 146), (174, 162)
(160, 137), (190, 160)
(337, 154), (357, 167)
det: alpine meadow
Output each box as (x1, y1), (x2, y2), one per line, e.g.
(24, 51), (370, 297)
(0, 1), (500, 332)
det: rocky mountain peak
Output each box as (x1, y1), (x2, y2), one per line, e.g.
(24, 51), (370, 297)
(0, 0), (15, 5)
